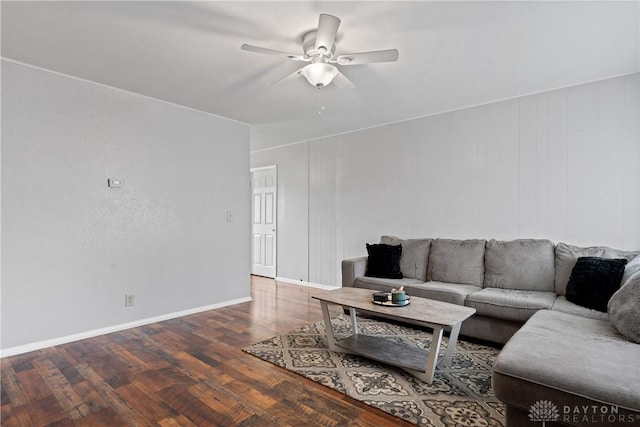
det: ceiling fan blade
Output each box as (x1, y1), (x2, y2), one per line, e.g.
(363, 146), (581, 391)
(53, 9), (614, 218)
(241, 44), (306, 61)
(270, 67), (304, 86)
(335, 49), (399, 65)
(333, 70), (355, 89)
(315, 14), (341, 54)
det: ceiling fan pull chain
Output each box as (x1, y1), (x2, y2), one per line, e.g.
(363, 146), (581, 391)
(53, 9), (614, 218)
(318, 90), (326, 116)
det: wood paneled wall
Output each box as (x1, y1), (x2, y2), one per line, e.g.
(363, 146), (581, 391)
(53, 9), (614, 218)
(251, 73), (640, 286)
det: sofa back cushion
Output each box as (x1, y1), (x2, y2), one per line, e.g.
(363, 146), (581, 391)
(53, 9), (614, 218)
(427, 239), (486, 286)
(484, 239), (555, 291)
(554, 243), (640, 295)
(380, 236), (432, 281)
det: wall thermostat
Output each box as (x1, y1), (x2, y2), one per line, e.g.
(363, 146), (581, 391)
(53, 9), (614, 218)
(108, 178), (124, 188)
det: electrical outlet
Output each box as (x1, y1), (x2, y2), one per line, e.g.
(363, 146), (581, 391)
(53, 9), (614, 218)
(227, 210), (233, 222)
(125, 294), (135, 307)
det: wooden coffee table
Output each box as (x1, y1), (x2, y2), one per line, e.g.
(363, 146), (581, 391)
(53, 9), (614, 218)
(312, 287), (476, 384)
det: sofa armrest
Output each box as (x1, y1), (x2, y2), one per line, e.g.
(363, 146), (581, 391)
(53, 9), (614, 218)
(342, 257), (368, 287)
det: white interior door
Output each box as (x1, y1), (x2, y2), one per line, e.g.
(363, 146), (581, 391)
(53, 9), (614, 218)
(251, 166), (277, 278)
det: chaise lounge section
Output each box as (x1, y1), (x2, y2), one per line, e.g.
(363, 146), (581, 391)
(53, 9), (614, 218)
(493, 309), (640, 427)
(494, 258), (640, 427)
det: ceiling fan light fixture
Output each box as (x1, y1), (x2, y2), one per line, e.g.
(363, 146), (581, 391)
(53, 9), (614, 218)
(301, 63), (338, 88)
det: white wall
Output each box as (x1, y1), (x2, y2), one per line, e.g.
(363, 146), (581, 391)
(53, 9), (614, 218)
(251, 73), (640, 286)
(1, 60), (251, 352)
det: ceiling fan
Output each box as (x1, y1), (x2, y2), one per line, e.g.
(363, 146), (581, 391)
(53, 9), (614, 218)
(241, 13), (399, 89)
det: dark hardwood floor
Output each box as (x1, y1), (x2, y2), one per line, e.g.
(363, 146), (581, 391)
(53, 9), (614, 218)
(1, 276), (413, 426)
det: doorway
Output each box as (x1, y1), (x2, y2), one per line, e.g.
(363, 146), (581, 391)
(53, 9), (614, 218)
(250, 166), (277, 278)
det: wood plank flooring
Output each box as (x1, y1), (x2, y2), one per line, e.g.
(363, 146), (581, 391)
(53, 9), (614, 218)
(1, 276), (413, 426)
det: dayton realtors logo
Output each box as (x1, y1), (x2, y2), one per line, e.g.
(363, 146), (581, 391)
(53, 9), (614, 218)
(529, 400), (639, 425)
(529, 400), (560, 426)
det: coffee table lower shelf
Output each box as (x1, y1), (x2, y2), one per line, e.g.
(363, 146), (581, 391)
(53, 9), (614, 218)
(335, 334), (442, 374)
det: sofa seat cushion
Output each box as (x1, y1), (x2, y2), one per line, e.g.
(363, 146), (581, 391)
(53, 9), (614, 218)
(427, 238), (486, 286)
(354, 276), (424, 292)
(408, 281), (481, 305)
(484, 239), (555, 291)
(464, 288), (556, 322)
(551, 296), (609, 321)
(493, 310), (640, 412)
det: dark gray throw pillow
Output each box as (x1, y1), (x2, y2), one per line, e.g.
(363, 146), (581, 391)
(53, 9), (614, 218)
(365, 243), (403, 279)
(565, 257), (628, 312)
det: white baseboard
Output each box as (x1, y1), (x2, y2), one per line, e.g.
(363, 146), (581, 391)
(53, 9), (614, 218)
(0, 296), (253, 358)
(275, 276), (340, 290)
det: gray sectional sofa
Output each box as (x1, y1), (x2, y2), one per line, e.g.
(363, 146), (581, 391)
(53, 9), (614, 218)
(341, 236), (640, 426)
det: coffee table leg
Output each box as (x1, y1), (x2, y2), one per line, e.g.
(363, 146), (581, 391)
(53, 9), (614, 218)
(320, 301), (338, 351)
(349, 307), (359, 335)
(424, 326), (444, 383)
(406, 325), (445, 384)
(441, 322), (461, 367)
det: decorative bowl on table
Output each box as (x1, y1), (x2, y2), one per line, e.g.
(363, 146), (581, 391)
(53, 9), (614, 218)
(371, 292), (411, 307)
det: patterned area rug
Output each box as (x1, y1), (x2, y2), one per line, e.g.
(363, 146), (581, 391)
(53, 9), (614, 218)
(243, 314), (505, 427)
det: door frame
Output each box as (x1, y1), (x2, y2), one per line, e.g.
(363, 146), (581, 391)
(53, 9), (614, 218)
(250, 165), (277, 278)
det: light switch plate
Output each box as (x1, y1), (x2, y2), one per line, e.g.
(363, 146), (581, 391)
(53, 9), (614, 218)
(125, 294), (134, 307)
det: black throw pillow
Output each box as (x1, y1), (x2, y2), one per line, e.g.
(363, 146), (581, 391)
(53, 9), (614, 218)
(365, 243), (403, 279)
(565, 257), (628, 312)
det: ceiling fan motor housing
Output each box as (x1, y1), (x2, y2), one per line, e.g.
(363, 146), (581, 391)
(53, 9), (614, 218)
(303, 30), (335, 59)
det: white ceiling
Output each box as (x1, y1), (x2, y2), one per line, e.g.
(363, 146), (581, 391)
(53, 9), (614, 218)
(2, 1), (639, 151)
